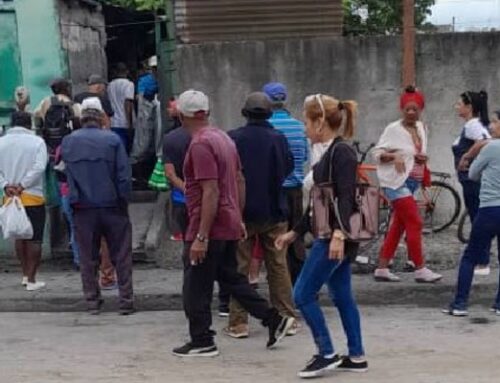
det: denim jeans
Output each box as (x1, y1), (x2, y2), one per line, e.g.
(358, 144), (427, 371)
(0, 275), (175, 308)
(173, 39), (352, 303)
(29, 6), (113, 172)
(293, 239), (364, 357)
(61, 195), (80, 266)
(383, 178), (420, 202)
(452, 206), (500, 310)
(460, 180), (490, 265)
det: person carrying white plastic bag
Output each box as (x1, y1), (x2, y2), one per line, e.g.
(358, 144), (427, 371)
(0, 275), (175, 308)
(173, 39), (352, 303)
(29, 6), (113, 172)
(0, 111), (48, 291)
(0, 196), (33, 239)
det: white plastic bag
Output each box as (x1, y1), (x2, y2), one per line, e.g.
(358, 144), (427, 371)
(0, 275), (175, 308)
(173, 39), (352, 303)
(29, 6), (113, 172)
(0, 197), (34, 240)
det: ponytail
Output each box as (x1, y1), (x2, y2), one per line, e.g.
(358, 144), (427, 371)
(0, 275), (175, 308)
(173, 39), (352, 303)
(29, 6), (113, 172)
(478, 90), (490, 127)
(340, 100), (357, 139)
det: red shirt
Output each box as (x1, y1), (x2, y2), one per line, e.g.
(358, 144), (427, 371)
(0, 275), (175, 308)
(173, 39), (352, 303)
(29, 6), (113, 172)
(183, 127), (243, 241)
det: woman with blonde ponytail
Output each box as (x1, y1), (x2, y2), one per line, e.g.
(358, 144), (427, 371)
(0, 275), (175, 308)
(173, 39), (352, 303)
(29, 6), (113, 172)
(275, 94), (368, 378)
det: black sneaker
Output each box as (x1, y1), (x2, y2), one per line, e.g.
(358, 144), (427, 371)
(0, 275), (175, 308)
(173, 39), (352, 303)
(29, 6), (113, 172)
(119, 307), (136, 316)
(298, 354), (342, 379)
(218, 306), (229, 318)
(172, 342), (219, 358)
(87, 299), (104, 315)
(337, 356), (368, 372)
(267, 313), (295, 349)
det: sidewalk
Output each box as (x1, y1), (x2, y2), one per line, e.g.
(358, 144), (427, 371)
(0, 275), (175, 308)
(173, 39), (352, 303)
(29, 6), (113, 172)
(0, 264), (498, 312)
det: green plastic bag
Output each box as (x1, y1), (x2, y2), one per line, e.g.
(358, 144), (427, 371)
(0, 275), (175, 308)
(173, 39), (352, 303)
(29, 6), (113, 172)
(148, 158), (170, 191)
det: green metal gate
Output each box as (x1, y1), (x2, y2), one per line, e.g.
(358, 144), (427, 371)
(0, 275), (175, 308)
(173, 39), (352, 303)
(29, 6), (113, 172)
(0, 10), (22, 128)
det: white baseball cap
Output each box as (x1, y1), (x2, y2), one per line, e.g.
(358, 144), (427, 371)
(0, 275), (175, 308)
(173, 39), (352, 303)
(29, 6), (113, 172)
(81, 97), (103, 112)
(178, 90), (209, 117)
(148, 55), (158, 67)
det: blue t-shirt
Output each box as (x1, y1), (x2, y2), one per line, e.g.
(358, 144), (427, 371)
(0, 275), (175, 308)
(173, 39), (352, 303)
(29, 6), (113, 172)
(269, 110), (308, 188)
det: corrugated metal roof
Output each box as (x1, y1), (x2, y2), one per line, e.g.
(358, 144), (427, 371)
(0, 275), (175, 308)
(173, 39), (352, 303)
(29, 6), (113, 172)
(175, 0), (343, 43)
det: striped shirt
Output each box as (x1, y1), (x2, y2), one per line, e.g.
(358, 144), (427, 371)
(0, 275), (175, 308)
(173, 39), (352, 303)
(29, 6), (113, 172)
(269, 110), (308, 188)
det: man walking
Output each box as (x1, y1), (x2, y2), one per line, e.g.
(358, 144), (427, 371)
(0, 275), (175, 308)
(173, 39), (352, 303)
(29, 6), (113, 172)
(62, 98), (134, 315)
(263, 82), (309, 285)
(226, 92), (297, 339)
(108, 63), (135, 152)
(172, 90), (294, 357)
(0, 112), (48, 291)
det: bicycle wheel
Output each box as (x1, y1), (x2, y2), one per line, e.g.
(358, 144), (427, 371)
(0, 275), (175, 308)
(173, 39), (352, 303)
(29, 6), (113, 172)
(425, 181), (462, 233)
(457, 211), (470, 244)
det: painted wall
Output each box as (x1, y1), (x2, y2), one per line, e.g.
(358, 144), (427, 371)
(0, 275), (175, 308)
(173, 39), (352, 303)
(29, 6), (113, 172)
(0, 0), (68, 111)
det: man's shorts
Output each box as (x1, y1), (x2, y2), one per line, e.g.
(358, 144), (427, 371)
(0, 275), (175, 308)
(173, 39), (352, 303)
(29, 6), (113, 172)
(25, 205), (46, 242)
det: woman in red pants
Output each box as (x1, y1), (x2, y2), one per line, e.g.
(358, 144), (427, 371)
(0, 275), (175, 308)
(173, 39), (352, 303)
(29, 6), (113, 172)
(373, 86), (442, 283)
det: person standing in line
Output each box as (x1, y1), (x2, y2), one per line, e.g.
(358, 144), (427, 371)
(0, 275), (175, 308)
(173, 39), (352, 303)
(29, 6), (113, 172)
(263, 82), (309, 286)
(172, 90), (294, 357)
(225, 92), (297, 339)
(74, 74), (114, 128)
(275, 94), (368, 378)
(108, 63), (135, 153)
(0, 112), (48, 291)
(453, 91), (492, 276)
(62, 98), (134, 315)
(372, 87), (442, 283)
(444, 110), (500, 317)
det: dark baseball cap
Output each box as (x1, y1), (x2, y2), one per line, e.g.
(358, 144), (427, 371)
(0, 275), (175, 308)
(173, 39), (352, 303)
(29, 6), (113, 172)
(87, 74), (108, 86)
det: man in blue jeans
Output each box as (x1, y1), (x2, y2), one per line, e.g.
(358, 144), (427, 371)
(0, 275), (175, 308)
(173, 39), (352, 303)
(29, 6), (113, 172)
(445, 117), (500, 317)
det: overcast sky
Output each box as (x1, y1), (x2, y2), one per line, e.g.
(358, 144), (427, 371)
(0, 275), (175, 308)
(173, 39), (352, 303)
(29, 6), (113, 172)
(429, 0), (500, 30)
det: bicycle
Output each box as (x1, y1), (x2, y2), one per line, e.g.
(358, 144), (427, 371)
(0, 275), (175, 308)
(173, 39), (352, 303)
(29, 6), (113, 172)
(353, 141), (462, 267)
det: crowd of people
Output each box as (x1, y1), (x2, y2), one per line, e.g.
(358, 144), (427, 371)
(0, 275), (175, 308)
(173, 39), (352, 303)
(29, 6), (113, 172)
(1, 69), (500, 378)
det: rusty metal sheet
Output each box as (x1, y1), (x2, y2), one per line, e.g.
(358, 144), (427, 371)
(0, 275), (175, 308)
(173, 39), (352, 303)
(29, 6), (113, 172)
(174, 0), (343, 43)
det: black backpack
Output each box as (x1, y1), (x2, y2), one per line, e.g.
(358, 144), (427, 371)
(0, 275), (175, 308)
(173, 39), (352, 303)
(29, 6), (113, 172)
(43, 96), (74, 154)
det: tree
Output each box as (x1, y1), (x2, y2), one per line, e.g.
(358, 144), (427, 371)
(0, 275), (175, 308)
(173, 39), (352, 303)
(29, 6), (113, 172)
(343, 0), (435, 36)
(103, 0), (165, 11)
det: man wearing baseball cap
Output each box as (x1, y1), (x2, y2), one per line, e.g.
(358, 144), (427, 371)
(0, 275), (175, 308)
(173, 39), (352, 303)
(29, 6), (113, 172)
(263, 82), (308, 285)
(74, 74), (114, 128)
(173, 89), (295, 357)
(62, 97), (134, 315)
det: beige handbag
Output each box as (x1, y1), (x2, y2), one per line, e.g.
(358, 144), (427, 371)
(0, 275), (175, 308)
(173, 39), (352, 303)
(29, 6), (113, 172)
(310, 144), (380, 242)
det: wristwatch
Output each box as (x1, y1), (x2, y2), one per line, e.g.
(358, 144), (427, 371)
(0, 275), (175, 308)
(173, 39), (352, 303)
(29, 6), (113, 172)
(196, 233), (208, 243)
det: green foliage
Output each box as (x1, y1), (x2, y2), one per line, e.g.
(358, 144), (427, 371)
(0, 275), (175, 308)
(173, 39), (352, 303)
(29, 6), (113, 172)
(343, 0), (436, 36)
(102, 0), (165, 11)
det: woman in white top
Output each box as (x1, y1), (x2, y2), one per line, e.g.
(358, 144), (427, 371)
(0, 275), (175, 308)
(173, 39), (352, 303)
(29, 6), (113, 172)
(372, 87), (442, 283)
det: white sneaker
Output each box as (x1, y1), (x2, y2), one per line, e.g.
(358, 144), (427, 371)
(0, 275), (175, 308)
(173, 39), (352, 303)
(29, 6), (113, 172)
(374, 268), (401, 282)
(474, 266), (491, 276)
(21, 276), (28, 286)
(26, 281), (46, 291)
(442, 308), (468, 317)
(415, 267), (442, 283)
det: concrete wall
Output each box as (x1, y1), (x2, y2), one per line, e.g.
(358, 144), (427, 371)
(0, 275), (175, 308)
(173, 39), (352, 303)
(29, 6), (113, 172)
(57, 0), (107, 94)
(176, 33), (500, 179)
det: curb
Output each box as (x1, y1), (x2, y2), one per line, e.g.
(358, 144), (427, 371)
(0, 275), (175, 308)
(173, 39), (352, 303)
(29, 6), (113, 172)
(1, 283), (496, 313)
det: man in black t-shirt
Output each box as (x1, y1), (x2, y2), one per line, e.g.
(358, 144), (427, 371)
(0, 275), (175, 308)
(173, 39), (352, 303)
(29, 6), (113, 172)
(74, 75), (114, 127)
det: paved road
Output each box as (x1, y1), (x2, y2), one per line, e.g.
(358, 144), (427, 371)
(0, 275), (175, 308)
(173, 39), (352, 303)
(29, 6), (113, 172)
(1, 306), (499, 382)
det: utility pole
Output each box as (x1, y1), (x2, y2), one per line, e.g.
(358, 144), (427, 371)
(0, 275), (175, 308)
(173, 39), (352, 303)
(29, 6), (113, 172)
(402, 0), (415, 87)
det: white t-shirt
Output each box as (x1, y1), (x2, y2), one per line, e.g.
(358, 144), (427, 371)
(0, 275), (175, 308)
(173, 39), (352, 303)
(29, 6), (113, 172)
(453, 117), (491, 146)
(108, 78), (135, 128)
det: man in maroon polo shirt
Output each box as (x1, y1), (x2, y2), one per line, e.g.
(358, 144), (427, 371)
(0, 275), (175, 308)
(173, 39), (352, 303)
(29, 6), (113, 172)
(172, 90), (294, 358)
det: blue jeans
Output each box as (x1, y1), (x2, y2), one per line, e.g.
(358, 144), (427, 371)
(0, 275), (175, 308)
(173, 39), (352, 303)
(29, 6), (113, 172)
(293, 239), (364, 357)
(460, 180), (490, 265)
(383, 178), (420, 202)
(452, 207), (500, 311)
(111, 128), (130, 154)
(61, 195), (80, 266)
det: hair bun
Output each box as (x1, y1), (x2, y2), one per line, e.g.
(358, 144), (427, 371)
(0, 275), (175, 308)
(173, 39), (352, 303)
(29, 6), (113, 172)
(405, 85), (416, 93)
